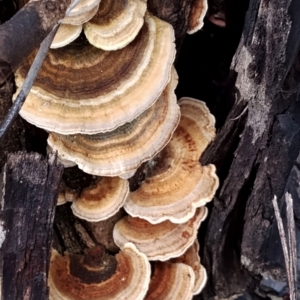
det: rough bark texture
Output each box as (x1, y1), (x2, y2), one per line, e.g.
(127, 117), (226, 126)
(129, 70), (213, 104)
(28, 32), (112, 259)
(0, 84), (24, 171)
(200, 0), (300, 298)
(0, 152), (63, 300)
(0, 0), (72, 84)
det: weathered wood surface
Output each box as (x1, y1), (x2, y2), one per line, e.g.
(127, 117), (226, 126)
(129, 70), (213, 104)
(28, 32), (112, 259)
(0, 152), (63, 300)
(0, 84), (23, 171)
(199, 0), (300, 298)
(0, 0), (72, 84)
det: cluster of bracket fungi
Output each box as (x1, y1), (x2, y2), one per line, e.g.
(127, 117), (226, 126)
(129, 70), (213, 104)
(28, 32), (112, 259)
(13, 0), (219, 299)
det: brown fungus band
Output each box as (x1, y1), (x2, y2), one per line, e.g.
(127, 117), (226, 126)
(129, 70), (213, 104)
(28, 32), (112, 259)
(47, 69), (180, 177)
(171, 240), (207, 295)
(145, 262), (195, 300)
(14, 14), (175, 135)
(187, 0), (208, 34)
(71, 176), (129, 222)
(48, 243), (150, 300)
(84, 0), (147, 50)
(124, 98), (219, 224)
(113, 207), (208, 261)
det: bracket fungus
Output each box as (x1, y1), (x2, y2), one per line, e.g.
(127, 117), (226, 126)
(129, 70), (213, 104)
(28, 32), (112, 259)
(71, 176), (129, 222)
(145, 262), (195, 300)
(84, 0), (147, 50)
(57, 182), (79, 206)
(187, 0), (208, 34)
(14, 14), (175, 134)
(48, 243), (151, 300)
(113, 207), (208, 261)
(124, 97), (219, 224)
(171, 240), (207, 295)
(47, 69), (180, 177)
(51, 24), (83, 49)
(62, 0), (101, 25)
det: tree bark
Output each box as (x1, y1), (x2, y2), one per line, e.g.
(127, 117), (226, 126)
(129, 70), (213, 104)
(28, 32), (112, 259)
(200, 0), (300, 298)
(0, 152), (63, 300)
(0, 0), (72, 85)
(0, 84), (24, 171)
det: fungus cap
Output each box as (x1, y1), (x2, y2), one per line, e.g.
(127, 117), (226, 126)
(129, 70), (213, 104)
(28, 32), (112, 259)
(55, 165), (95, 206)
(51, 24), (82, 49)
(48, 243), (151, 300)
(119, 169), (137, 180)
(124, 97), (218, 224)
(62, 0), (101, 25)
(171, 240), (207, 295)
(113, 207), (208, 261)
(208, 11), (226, 27)
(145, 262), (195, 300)
(47, 68), (180, 177)
(71, 176), (129, 222)
(187, 0), (208, 34)
(84, 0), (147, 50)
(57, 183), (79, 206)
(178, 97), (216, 159)
(15, 14), (175, 135)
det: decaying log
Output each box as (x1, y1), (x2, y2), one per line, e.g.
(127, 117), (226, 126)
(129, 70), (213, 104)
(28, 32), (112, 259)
(0, 0), (72, 84)
(200, 0), (300, 298)
(0, 152), (63, 299)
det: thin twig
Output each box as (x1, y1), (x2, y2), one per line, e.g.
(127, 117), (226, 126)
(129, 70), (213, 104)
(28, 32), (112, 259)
(0, 0), (82, 143)
(229, 105), (248, 121)
(272, 196), (292, 294)
(272, 194), (297, 300)
(285, 192), (297, 300)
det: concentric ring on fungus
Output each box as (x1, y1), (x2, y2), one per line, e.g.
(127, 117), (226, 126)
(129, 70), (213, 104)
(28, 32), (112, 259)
(84, 0), (147, 50)
(47, 68), (180, 177)
(48, 243), (151, 300)
(187, 0), (208, 34)
(144, 261), (195, 300)
(113, 207), (208, 261)
(171, 240), (207, 295)
(124, 98), (219, 223)
(71, 176), (129, 222)
(62, 0), (101, 25)
(14, 14), (175, 135)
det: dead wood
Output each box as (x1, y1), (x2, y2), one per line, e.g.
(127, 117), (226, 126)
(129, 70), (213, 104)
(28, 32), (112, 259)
(199, 0), (300, 298)
(0, 152), (63, 300)
(0, 84), (23, 171)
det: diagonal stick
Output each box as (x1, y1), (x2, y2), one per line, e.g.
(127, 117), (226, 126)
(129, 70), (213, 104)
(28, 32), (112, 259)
(285, 192), (297, 300)
(0, 0), (82, 143)
(272, 194), (297, 300)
